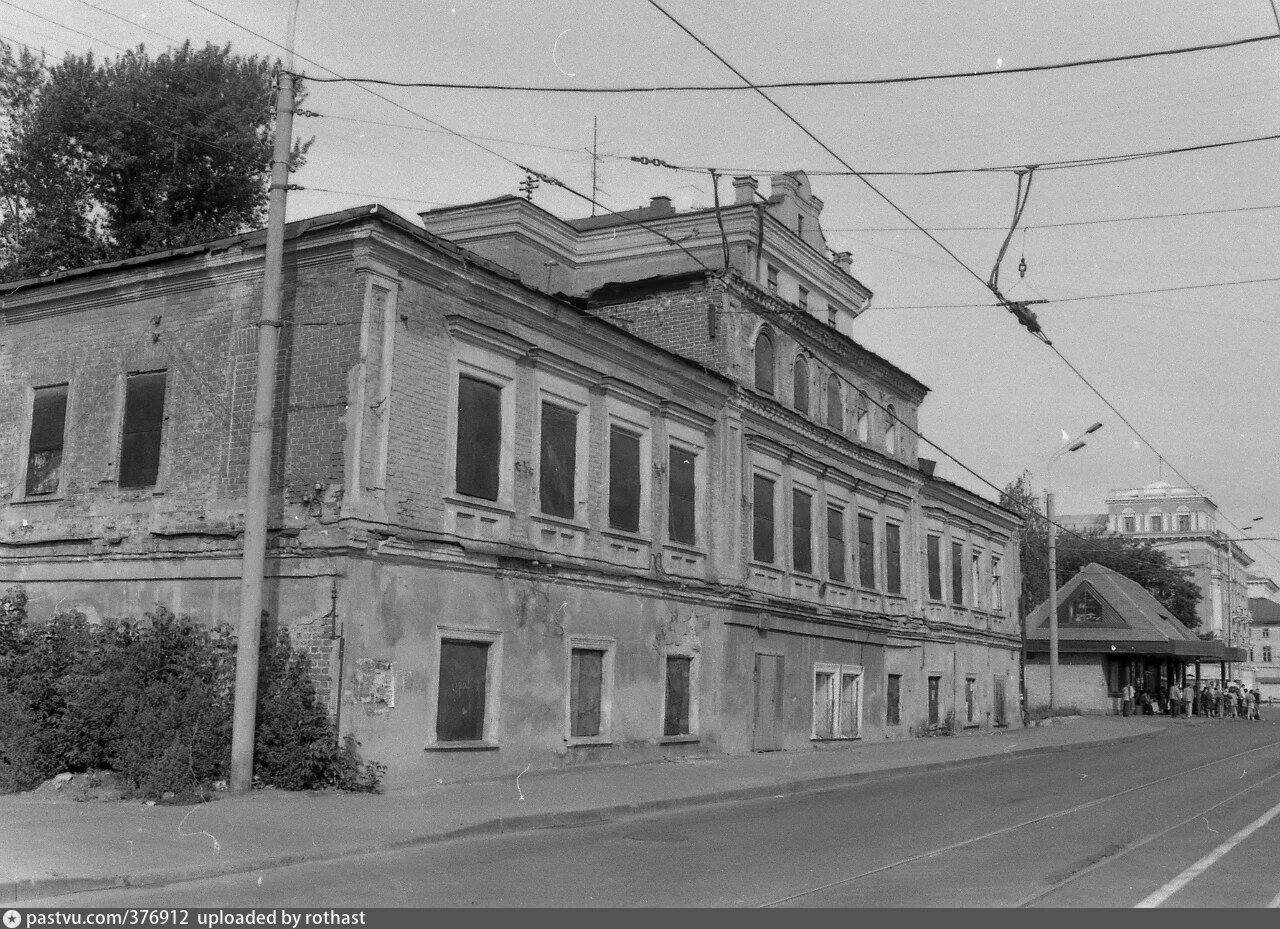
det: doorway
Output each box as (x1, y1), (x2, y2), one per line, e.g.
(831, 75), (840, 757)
(753, 653), (784, 752)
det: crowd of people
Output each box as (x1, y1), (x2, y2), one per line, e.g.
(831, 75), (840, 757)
(1119, 679), (1264, 719)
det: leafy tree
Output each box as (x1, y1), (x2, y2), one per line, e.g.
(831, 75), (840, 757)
(1001, 470), (1202, 628)
(0, 40), (309, 281)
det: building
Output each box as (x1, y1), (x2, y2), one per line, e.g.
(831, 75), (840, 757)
(1024, 563), (1245, 714)
(1, 174), (1023, 789)
(1249, 597), (1280, 701)
(1062, 482), (1256, 657)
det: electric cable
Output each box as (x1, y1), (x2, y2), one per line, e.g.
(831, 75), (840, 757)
(832, 201), (1280, 233)
(294, 32), (1280, 92)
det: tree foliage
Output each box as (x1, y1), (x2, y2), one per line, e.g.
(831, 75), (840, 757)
(1001, 471), (1203, 629)
(0, 40), (309, 282)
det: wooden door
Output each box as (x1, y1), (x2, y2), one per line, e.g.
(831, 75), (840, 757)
(753, 653), (784, 752)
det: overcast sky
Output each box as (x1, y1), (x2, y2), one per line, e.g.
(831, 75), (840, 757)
(10, 0), (1280, 579)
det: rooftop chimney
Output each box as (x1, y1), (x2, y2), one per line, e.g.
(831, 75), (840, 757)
(732, 176), (759, 205)
(648, 195), (674, 216)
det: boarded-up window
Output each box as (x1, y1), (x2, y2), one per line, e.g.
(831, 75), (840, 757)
(754, 332), (775, 395)
(826, 377), (842, 429)
(887, 674), (901, 726)
(437, 639), (489, 742)
(994, 676), (1007, 725)
(26, 384), (68, 496)
(928, 675), (941, 726)
(608, 425), (641, 533)
(858, 513), (876, 588)
(539, 402), (577, 518)
(119, 371), (166, 489)
(793, 356), (809, 414)
(663, 655), (692, 736)
(951, 541), (965, 605)
(927, 535), (942, 600)
(792, 489), (812, 574)
(885, 523), (902, 595)
(667, 446), (696, 545)
(455, 375), (501, 500)
(826, 506), (846, 582)
(752, 474), (775, 563)
(570, 648), (604, 738)
(966, 676), (977, 723)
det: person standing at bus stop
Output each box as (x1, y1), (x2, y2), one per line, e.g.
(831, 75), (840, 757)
(1121, 680), (1134, 717)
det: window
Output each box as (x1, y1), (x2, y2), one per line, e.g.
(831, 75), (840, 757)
(437, 639), (490, 742)
(965, 676), (977, 724)
(971, 552), (982, 609)
(855, 394), (869, 442)
(663, 655), (692, 736)
(813, 664), (862, 739)
(1123, 516), (1136, 532)
(798, 286), (809, 311)
(994, 676), (1007, 726)
(1177, 514), (1191, 531)
(792, 356), (809, 415)
(1265, 646), (1273, 663)
(885, 523), (902, 595)
(991, 555), (1004, 611)
(1150, 514), (1163, 532)
(827, 306), (837, 327)
(569, 648), (605, 738)
(928, 676), (941, 727)
(951, 541), (964, 605)
(797, 215), (805, 237)
(927, 536), (943, 600)
(826, 505), (846, 582)
(886, 674), (901, 726)
(25, 384), (68, 496)
(1179, 551), (1189, 567)
(455, 375), (502, 501)
(857, 513), (876, 588)
(883, 404), (898, 455)
(792, 489), (813, 574)
(753, 331), (775, 395)
(1264, 628), (1271, 639)
(1068, 592), (1104, 623)
(752, 475), (776, 564)
(119, 371), (166, 489)
(608, 425), (641, 533)
(766, 264), (779, 294)
(825, 376), (842, 430)
(539, 402), (577, 519)
(667, 446), (697, 545)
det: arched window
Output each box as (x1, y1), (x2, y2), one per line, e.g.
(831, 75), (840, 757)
(753, 330), (775, 395)
(793, 356), (809, 415)
(826, 375), (843, 429)
(884, 404), (898, 455)
(855, 392), (869, 442)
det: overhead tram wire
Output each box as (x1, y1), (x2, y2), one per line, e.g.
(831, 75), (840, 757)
(834, 201), (1280, 233)
(294, 32), (1280, 92)
(177, 0), (715, 274)
(65, 0), (187, 48)
(0, 0), (130, 52)
(873, 274), (1280, 310)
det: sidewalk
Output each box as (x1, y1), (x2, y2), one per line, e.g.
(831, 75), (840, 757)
(2, 716), (1162, 903)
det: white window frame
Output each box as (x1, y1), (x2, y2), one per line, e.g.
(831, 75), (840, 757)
(430, 625), (503, 747)
(812, 662), (863, 740)
(565, 636), (616, 746)
(971, 548), (984, 610)
(990, 553), (1005, 612)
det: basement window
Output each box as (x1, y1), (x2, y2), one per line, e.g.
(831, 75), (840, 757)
(119, 371), (166, 489)
(25, 383), (68, 496)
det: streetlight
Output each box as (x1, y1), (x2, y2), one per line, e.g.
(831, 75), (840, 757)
(1045, 421), (1104, 711)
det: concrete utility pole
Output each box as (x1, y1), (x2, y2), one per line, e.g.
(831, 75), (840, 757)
(230, 0), (300, 795)
(1047, 490), (1058, 710)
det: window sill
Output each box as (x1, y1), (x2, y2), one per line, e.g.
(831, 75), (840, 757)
(663, 540), (705, 557)
(9, 494), (65, 506)
(811, 736), (861, 743)
(658, 734), (699, 745)
(445, 494), (514, 515)
(602, 527), (650, 544)
(531, 512), (590, 533)
(566, 736), (613, 747)
(424, 740), (500, 752)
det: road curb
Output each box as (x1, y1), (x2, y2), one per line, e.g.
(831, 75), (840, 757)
(4, 724), (1163, 903)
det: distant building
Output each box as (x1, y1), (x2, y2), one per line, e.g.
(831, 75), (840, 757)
(1250, 598), (1280, 701)
(1025, 563), (1244, 714)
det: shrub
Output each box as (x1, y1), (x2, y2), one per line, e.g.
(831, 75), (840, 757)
(0, 592), (382, 798)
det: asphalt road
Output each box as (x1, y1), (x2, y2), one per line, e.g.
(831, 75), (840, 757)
(35, 718), (1280, 907)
